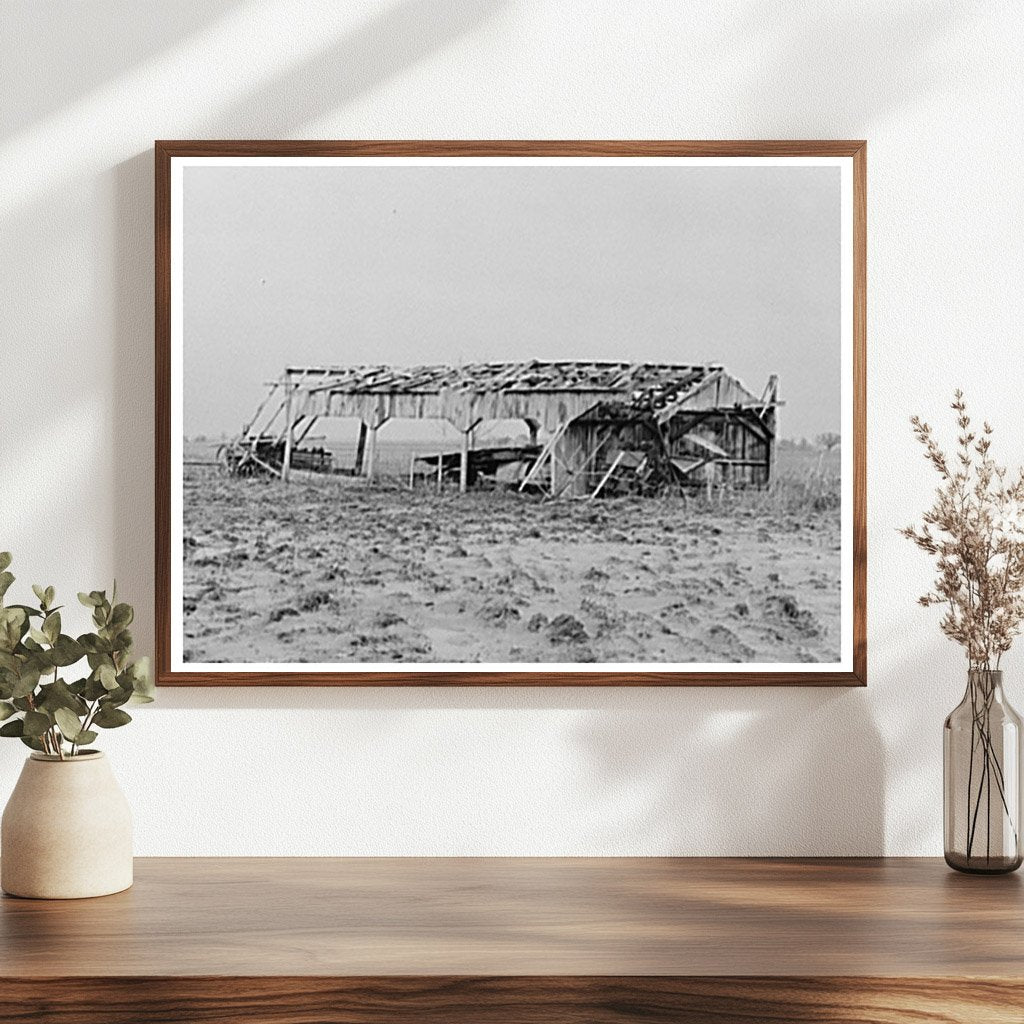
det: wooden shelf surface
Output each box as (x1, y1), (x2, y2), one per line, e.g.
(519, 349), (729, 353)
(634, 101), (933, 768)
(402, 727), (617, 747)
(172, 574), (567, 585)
(2, 857), (1022, 1022)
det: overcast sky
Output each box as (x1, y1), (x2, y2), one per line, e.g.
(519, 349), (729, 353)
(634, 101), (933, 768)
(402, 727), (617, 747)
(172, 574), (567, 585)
(183, 162), (841, 440)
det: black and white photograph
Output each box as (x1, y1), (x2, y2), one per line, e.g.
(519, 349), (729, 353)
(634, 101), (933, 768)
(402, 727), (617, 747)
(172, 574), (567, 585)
(163, 147), (859, 681)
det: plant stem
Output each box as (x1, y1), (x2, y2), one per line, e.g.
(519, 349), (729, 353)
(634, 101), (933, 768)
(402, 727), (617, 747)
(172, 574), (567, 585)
(988, 747), (992, 862)
(53, 665), (63, 760)
(966, 684), (978, 851)
(79, 698), (100, 736)
(965, 672), (1018, 863)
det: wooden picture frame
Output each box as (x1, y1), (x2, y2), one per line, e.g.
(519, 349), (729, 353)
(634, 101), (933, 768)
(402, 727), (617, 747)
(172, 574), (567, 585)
(156, 140), (866, 686)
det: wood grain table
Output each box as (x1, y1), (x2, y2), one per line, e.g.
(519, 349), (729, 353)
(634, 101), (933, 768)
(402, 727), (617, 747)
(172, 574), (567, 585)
(1, 857), (1022, 1023)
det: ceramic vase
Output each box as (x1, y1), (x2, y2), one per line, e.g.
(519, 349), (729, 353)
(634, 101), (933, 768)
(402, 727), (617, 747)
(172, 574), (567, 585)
(1, 751), (133, 898)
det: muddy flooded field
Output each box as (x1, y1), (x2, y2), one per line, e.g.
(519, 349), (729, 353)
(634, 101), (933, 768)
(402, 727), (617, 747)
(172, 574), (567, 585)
(181, 467), (841, 666)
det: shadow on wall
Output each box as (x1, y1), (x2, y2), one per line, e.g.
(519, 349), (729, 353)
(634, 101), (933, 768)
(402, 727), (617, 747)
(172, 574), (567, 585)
(147, 681), (886, 855)
(572, 687), (885, 855)
(112, 151), (156, 659)
(208, 0), (509, 137)
(874, 626), (966, 856)
(1, 1), (243, 138)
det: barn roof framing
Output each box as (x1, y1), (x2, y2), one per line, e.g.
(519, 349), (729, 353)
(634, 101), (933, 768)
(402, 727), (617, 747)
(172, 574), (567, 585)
(281, 360), (724, 401)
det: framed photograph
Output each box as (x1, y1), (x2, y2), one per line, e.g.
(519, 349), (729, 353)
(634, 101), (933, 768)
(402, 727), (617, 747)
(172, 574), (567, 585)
(156, 141), (865, 686)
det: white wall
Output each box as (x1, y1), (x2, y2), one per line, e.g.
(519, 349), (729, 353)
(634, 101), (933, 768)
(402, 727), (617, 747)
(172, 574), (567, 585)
(1, 0), (1022, 855)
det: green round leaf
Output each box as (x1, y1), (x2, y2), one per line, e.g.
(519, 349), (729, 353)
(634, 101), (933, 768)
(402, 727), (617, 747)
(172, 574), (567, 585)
(54, 707), (84, 741)
(38, 679), (88, 716)
(110, 604), (134, 629)
(23, 710), (52, 738)
(83, 675), (108, 701)
(42, 611), (60, 644)
(49, 635), (85, 668)
(11, 666), (41, 699)
(93, 705), (132, 729)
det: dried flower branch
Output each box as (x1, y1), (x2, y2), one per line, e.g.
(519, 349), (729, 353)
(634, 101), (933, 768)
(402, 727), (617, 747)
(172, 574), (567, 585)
(902, 390), (1024, 670)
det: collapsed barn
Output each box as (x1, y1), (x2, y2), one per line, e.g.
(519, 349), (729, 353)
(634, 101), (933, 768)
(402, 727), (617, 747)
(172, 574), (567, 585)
(220, 361), (779, 498)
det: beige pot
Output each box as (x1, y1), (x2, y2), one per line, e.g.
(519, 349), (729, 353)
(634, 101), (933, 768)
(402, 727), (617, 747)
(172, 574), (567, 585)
(1, 751), (133, 899)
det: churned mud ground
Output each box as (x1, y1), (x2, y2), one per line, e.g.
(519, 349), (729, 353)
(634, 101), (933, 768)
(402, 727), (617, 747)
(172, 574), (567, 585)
(181, 468), (841, 665)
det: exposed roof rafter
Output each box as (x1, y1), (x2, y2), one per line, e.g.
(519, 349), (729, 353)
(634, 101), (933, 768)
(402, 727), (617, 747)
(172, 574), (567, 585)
(282, 360), (727, 405)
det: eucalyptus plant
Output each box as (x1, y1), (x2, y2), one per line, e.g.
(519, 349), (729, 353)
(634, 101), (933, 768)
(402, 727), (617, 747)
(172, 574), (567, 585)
(0, 552), (153, 759)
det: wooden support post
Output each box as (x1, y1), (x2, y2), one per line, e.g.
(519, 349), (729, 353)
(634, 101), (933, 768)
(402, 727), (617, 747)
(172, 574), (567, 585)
(281, 373), (294, 483)
(550, 422), (566, 496)
(459, 429), (470, 494)
(436, 454), (443, 492)
(408, 455), (415, 490)
(458, 415), (481, 495)
(366, 423), (379, 482)
(763, 375), (779, 489)
(354, 421), (368, 476)
(720, 412), (730, 487)
(364, 411), (390, 484)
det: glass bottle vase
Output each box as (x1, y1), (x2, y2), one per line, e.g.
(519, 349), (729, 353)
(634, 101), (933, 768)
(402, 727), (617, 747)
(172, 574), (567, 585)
(944, 669), (1023, 873)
